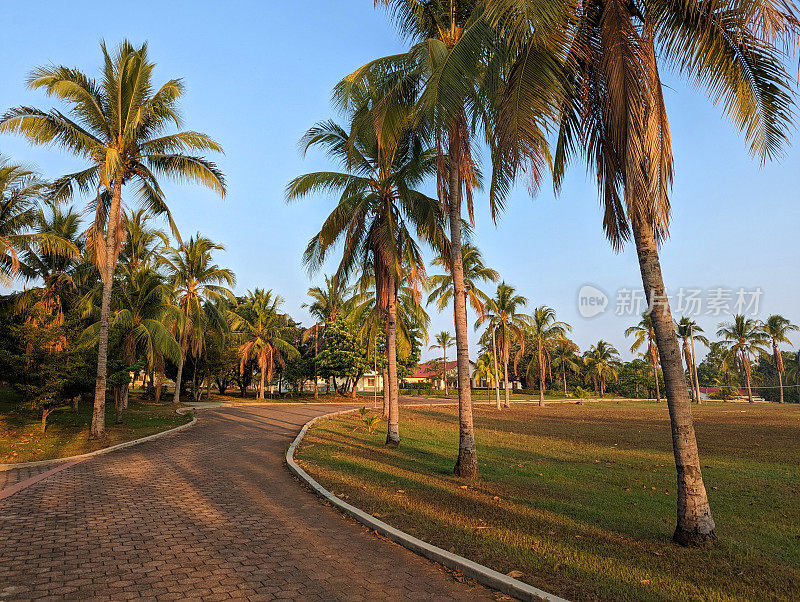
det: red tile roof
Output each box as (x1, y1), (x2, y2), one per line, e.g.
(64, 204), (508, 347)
(412, 360), (457, 378)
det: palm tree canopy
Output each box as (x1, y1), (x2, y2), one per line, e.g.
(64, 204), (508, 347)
(427, 243), (499, 315)
(476, 281), (532, 365)
(0, 40), (226, 258)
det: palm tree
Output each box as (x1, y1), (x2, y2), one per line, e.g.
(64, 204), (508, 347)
(349, 273), (430, 415)
(490, 0), (798, 547)
(717, 315), (769, 403)
(1, 158), (76, 283)
(527, 306), (571, 405)
(760, 315), (798, 404)
(342, 0), (524, 477)
(429, 331), (455, 395)
(552, 338), (580, 398)
(625, 314), (661, 403)
(160, 235), (234, 404)
(583, 340), (621, 397)
(104, 266), (181, 421)
(302, 275), (353, 398)
(675, 318), (709, 404)
(1, 41), (226, 438)
(120, 210), (168, 274)
(13, 203), (83, 330)
(427, 244), (499, 316)
(475, 352), (496, 402)
(288, 92), (444, 447)
(476, 283), (531, 409)
(229, 289), (299, 400)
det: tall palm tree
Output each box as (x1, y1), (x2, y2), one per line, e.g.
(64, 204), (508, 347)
(625, 314), (661, 402)
(552, 338), (580, 398)
(427, 244), (499, 316)
(675, 317), (709, 404)
(1, 158), (76, 283)
(526, 305), (571, 406)
(1, 41), (226, 438)
(717, 315), (769, 403)
(342, 0), (527, 477)
(760, 315), (798, 404)
(583, 340), (621, 397)
(287, 93), (444, 447)
(160, 235), (234, 404)
(302, 275), (353, 398)
(120, 210), (168, 273)
(429, 331), (455, 395)
(490, 0), (798, 546)
(229, 289), (299, 400)
(476, 282), (531, 409)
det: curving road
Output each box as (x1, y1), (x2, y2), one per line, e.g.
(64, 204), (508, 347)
(0, 404), (494, 600)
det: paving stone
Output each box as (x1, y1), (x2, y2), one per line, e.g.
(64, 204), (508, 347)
(0, 405), (494, 600)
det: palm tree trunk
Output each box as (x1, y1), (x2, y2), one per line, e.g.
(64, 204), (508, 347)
(443, 348), (448, 396)
(259, 368), (266, 400)
(539, 353), (545, 406)
(491, 326), (501, 409)
(503, 359), (511, 408)
(743, 355), (753, 403)
(386, 274), (400, 446)
(562, 361), (568, 397)
(447, 129), (478, 479)
(690, 331), (701, 405)
(382, 368), (390, 419)
(683, 344), (695, 403)
(773, 342), (784, 403)
(631, 217), (716, 547)
(651, 349), (661, 402)
(313, 324), (319, 399)
(173, 361), (184, 405)
(90, 180), (123, 439)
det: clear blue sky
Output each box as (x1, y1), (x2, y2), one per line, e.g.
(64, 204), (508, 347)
(2, 1), (798, 361)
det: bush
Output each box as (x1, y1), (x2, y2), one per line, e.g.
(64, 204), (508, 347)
(573, 386), (592, 399)
(401, 382), (432, 392)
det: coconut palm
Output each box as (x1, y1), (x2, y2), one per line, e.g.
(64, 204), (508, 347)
(120, 210), (168, 273)
(13, 203), (83, 330)
(1, 158), (76, 283)
(490, 0), (798, 546)
(476, 283), (531, 409)
(553, 338), (580, 398)
(583, 340), (621, 397)
(717, 315), (769, 403)
(429, 331), (455, 395)
(427, 244), (499, 316)
(340, 0), (531, 476)
(526, 306), (571, 405)
(675, 318), (709, 404)
(229, 289), (299, 400)
(760, 315), (798, 404)
(625, 314), (661, 403)
(287, 92), (444, 447)
(160, 235), (234, 404)
(1, 41), (226, 438)
(302, 275), (354, 398)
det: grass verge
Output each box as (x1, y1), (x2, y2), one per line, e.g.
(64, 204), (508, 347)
(296, 400), (800, 601)
(0, 389), (192, 465)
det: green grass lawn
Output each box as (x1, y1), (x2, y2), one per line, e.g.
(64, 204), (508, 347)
(0, 389), (192, 464)
(296, 400), (800, 601)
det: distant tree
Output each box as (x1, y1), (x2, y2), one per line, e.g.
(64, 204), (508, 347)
(526, 306), (571, 405)
(626, 314), (661, 402)
(427, 245), (498, 316)
(760, 315), (798, 403)
(675, 317), (709, 404)
(429, 331), (455, 395)
(718, 315), (769, 403)
(315, 320), (368, 397)
(583, 340), (621, 397)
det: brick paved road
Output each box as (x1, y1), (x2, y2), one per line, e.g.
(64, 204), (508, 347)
(0, 404), (495, 600)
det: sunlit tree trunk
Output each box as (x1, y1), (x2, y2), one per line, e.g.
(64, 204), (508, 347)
(651, 346), (661, 402)
(491, 327), (501, 410)
(632, 217), (716, 546)
(90, 179), (123, 439)
(447, 129), (478, 478)
(690, 329), (701, 405)
(313, 323), (319, 399)
(386, 273), (400, 446)
(382, 367), (390, 419)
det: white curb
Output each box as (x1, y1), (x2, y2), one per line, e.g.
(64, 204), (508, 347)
(286, 406), (569, 602)
(0, 408), (197, 472)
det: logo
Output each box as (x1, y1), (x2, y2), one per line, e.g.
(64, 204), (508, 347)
(577, 284), (608, 318)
